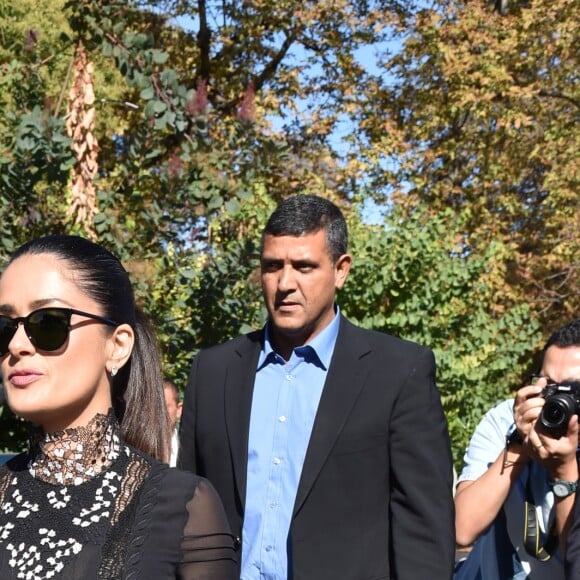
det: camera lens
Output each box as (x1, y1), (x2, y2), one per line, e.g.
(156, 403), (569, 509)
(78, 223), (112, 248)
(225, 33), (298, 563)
(540, 395), (575, 430)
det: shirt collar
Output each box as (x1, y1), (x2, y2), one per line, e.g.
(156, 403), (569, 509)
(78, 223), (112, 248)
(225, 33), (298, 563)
(259, 306), (341, 370)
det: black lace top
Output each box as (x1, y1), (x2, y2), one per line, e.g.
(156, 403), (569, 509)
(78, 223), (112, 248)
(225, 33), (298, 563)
(0, 411), (237, 579)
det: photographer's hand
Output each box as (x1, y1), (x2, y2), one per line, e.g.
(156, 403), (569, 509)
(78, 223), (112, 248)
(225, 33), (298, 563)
(519, 374), (579, 468)
(518, 381), (577, 480)
(513, 382), (545, 447)
(531, 413), (579, 470)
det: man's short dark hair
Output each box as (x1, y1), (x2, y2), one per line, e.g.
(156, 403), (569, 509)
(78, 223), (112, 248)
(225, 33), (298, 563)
(544, 319), (580, 350)
(262, 194), (348, 262)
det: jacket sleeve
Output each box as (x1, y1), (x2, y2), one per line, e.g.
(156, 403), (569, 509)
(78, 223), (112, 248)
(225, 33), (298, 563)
(177, 353), (201, 473)
(388, 347), (455, 579)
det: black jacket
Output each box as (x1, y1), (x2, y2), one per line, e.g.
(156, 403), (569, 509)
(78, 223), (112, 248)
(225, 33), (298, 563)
(179, 316), (455, 579)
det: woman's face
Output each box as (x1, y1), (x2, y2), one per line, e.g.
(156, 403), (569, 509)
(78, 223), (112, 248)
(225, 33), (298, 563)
(0, 253), (119, 432)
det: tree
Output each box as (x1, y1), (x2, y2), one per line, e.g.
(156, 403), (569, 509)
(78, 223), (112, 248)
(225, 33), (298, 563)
(0, 0), (575, 466)
(342, 203), (541, 463)
(356, 0), (578, 330)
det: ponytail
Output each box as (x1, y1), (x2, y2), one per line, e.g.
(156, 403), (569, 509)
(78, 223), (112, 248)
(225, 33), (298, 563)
(115, 308), (171, 462)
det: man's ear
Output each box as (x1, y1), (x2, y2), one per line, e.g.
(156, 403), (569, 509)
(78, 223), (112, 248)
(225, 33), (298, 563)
(106, 323), (134, 375)
(334, 254), (352, 290)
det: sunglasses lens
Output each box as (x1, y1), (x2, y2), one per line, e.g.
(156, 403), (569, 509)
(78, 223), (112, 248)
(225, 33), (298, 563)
(27, 309), (70, 351)
(0, 317), (18, 356)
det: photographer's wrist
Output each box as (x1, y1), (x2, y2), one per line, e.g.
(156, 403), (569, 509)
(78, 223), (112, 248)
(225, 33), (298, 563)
(549, 456), (579, 482)
(506, 423), (525, 446)
(502, 424), (529, 471)
(505, 447), (525, 461)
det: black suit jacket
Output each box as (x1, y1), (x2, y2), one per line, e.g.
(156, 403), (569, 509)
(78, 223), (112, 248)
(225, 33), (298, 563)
(179, 316), (455, 579)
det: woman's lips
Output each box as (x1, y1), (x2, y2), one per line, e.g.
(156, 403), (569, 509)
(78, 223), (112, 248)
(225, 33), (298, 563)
(8, 370), (42, 386)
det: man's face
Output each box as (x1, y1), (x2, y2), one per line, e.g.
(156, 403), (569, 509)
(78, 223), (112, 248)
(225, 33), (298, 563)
(164, 387), (182, 429)
(541, 344), (580, 383)
(260, 229), (351, 358)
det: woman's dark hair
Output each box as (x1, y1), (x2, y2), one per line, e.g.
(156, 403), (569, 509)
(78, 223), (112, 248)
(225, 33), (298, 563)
(261, 194), (348, 262)
(8, 234), (170, 461)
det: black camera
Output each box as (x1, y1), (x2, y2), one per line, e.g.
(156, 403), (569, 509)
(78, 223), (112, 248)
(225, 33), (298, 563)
(540, 381), (580, 431)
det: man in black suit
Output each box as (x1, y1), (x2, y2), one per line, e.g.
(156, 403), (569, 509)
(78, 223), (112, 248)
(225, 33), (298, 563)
(179, 195), (455, 579)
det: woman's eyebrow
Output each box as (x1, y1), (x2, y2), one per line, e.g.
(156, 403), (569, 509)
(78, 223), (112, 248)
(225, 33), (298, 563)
(0, 298), (62, 315)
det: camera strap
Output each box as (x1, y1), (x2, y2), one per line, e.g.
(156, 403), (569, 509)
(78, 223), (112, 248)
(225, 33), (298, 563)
(523, 475), (558, 561)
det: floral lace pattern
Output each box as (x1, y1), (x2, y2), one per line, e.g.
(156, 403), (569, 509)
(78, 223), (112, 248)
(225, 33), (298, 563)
(0, 411), (151, 579)
(27, 410), (120, 486)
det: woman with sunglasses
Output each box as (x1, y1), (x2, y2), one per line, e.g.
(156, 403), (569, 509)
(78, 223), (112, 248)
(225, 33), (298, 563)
(0, 235), (237, 579)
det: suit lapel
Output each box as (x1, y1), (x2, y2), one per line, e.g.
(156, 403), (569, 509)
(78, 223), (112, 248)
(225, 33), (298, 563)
(224, 331), (263, 507)
(293, 318), (371, 515)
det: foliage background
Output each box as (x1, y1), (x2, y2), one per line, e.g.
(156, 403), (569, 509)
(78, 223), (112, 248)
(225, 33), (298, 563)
(0, 0), (577, 468)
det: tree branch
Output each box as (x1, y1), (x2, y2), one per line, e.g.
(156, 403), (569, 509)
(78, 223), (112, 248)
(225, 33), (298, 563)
(197, 0), (211, 83)
(538, 90), (580, 110)
(252, 30), (297, 93)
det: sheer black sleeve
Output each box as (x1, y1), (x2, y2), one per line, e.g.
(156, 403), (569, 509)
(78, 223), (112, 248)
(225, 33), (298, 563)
(178, 478), (238, 579)
(124, 460), (238, 580)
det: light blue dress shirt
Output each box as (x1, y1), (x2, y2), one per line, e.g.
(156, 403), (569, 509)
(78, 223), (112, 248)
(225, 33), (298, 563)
(241, 310), (340, 580)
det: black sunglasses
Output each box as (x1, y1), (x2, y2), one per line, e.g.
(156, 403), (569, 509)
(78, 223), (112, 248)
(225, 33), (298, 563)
(0, 307), (119, 356)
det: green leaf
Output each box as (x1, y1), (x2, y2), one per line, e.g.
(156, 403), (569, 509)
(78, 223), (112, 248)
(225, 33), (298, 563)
(140, 86), (155, 100)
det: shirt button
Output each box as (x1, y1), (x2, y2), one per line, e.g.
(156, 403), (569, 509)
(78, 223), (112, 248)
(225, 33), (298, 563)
(273, 457), (281, 465)
(278, 416), (286, 423)
(265, 546), (272, 552)
(285, 374), (292, 381)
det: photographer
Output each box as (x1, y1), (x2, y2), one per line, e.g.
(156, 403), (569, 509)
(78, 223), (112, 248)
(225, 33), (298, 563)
(454, 319), (580, 579)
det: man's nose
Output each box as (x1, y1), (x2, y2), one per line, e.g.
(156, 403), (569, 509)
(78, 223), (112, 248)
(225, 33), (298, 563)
(277, 266), (296, 291)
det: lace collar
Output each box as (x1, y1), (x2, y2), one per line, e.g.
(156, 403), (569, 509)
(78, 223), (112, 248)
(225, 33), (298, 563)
(27, 409), (121, 486)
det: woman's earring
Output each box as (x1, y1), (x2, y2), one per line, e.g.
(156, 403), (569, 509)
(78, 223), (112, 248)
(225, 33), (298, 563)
(111, 365), (118, 377)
